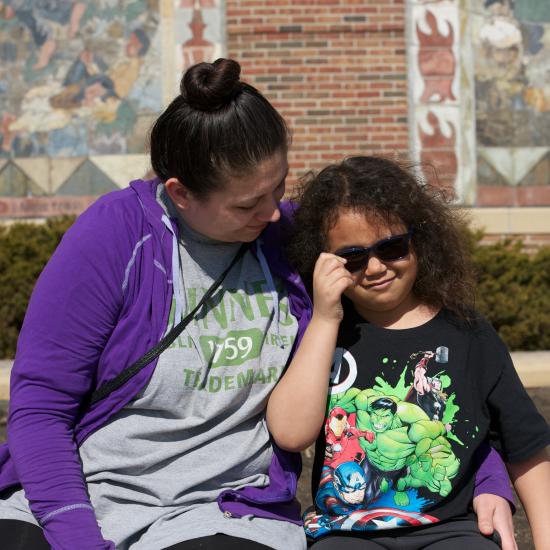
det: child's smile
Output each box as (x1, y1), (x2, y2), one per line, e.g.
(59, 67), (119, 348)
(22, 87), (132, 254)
(361, 275), (396, 290)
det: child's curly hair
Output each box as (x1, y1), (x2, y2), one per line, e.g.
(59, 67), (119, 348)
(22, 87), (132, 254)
(287, 156), (476, 320)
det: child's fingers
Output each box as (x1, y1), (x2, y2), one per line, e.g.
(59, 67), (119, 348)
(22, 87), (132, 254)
(313, 252), (347, 275)
(312, 256), (353, 316)
(317, 279), (353, 313)
(317, 265), (354, 293)
(314, 254), (350, 285)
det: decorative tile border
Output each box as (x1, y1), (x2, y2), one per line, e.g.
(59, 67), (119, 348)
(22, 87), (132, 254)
(89, 155), (152, 189)
(407, 0), (474, 202)
(0, 196), (98, 219)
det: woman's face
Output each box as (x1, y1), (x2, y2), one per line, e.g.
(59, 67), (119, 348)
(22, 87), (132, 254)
(170, 149), (288, 243)
(326, 209), (419, 324)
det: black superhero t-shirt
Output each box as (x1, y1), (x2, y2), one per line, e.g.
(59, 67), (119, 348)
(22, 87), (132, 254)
(305, 304), (550, 539)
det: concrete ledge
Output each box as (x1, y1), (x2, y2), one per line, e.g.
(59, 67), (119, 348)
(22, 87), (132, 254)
(464, 207), (550, 235)
(0, 360), (10, 401)
(0, 353), (548, 402)
(510, 352), (550, 388)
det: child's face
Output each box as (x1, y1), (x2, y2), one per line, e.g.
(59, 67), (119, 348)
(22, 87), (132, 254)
(326, 209), (419, 322)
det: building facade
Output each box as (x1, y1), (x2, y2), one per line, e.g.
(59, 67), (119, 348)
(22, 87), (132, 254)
(0, 0), (549, 243)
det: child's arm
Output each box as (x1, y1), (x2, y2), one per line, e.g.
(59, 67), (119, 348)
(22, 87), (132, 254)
(267, 253), (353, 452)
(473, 320), (550, 549)
(508, 448), (550, 550)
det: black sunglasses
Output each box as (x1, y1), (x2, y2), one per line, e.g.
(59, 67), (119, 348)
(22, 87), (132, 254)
(335, 230), (413, 273)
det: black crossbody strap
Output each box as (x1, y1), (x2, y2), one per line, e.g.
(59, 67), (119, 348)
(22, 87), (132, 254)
(90, 243), (249, 405)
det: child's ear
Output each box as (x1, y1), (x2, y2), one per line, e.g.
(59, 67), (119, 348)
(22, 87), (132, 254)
(164, 178), (193, 210)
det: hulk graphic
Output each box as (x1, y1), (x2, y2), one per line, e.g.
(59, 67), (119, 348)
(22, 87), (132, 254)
(352, 389), (459, 507)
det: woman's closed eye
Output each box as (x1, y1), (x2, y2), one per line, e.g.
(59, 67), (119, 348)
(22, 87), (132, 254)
(235, 202), (257, 211)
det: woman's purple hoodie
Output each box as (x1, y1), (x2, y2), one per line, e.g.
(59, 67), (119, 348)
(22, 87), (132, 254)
(0, 180), (512, 549)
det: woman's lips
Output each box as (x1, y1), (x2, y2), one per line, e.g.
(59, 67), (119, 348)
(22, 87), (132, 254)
(247, 223), (268, 232)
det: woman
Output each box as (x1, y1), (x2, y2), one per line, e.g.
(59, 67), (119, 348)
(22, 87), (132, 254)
(0, 59), (514, 550)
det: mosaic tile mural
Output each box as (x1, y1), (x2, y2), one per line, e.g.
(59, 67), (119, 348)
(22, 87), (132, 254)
(408, 0), (550, 205)
(0, 0), (223, 218)
(473, 0), (550, 205)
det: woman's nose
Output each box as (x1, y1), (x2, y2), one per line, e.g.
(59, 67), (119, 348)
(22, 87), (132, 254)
(267, 205), (281, 223)
(257, 197), (281, 223)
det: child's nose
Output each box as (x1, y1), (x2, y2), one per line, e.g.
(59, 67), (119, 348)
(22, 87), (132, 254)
(365, 255), (386, 275)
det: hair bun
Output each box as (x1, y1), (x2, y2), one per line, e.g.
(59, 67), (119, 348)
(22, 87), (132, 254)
(181, 58), (242, 111)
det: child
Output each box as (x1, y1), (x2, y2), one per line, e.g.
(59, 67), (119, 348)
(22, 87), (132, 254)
(267, 156), (550, 549)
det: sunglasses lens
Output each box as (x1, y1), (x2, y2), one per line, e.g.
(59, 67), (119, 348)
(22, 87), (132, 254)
(336, 233), (411, 273)
(339, 250), (370, 273)
(375, 235), (410, 261)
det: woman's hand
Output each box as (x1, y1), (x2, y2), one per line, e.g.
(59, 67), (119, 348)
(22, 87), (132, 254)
(311, 252), (353, 324)
(473, 493), (517, 550)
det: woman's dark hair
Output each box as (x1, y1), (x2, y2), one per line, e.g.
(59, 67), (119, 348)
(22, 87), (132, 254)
(150, 58), (289, 199)
(287, 156), (476, 321)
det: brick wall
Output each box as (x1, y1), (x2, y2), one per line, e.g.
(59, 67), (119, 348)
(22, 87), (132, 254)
(226, 0), (409, 187)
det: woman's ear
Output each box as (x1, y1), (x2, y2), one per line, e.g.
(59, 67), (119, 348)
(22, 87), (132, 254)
(164, 178), (192, 210)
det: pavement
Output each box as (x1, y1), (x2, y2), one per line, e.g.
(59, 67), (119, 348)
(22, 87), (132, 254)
(0, 356), (549, 549)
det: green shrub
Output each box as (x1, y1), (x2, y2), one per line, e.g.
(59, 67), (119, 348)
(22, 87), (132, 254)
(0, 217), (75, 358)
(471, 234), (550, 350)
(0, 220), (549, 356)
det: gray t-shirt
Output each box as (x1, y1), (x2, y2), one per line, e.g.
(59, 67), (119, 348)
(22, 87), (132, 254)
(0, 188), (305, 550)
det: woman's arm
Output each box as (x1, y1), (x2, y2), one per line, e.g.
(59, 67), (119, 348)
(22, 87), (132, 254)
(508, 448), (550, 550)
(8, 203), (128, 549)
(267, 253), (352, 451)
(472, 444), (517, 550)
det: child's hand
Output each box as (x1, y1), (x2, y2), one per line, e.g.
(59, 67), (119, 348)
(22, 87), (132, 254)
(312, 252), (354, 323)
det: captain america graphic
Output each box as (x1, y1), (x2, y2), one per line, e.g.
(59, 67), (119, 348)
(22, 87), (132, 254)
(304, 461), (437, 537)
